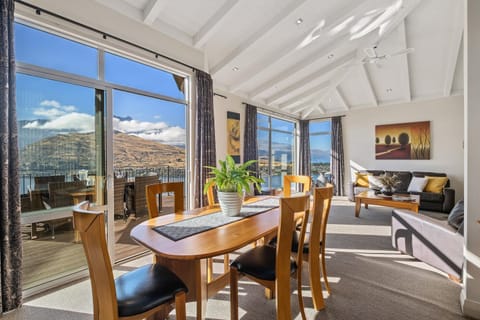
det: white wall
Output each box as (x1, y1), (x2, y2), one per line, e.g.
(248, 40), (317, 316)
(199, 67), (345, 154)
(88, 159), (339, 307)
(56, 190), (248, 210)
(212, 90), (246, 163)
(344, 95), (464, 201)
(461, 1), (480, 316)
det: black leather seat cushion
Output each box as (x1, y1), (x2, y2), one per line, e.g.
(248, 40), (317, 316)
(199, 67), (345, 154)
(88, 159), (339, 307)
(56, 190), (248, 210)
(230, 246), (297, 281)
(115, 264), (188, 317)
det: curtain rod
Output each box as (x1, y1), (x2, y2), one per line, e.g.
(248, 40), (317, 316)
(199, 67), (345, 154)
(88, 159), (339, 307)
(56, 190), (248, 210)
(309, 114), (346, 121)
(15, 0), (196, 72)
(214, 93), (227, 99)
(242, 102), (298, 122)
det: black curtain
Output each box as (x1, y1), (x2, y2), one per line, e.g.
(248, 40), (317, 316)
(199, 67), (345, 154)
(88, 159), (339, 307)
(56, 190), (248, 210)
(298, 120), (310, 177)
(193, 70), (216, 208)
(243, 104), (258, 176)
(331, 116), (345, 196)
(0, 0), (22, 312)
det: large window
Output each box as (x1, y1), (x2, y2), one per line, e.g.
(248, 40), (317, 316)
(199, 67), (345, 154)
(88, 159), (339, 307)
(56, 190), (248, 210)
(309, 120), (331, 186)
(257, 114), (296, 191)
(16, 21), (189, 292)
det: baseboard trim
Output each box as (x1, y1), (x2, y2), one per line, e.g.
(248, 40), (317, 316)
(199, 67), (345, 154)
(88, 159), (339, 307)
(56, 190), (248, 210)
(461, 288), (480, 318)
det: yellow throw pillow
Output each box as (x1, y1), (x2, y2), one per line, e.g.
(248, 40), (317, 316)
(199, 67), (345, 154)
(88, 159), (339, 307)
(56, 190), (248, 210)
(355, 172), (369, 187)
(424, 176), (448, 193)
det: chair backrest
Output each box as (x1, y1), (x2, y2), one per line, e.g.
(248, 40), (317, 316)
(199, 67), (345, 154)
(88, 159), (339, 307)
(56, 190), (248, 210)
(34, 175), (65, 190)
(113, 177), (126, 216)
(146, 182), (184, 218)
(134, 175), (160, 217)
(309, 183), (334, 260)
(48, 180), (86, 208)
(206, 179), (216, 206)
(73, 201), (118, 320)
(276, 194), (310, 320)
(283, 175), (311, 197)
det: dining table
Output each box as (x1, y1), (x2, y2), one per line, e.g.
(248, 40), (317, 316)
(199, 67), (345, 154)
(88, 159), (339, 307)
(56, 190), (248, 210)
(130, 196), (325, 319)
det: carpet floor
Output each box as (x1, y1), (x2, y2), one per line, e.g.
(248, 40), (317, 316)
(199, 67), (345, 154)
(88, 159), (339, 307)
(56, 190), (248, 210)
(6, 198), (466, 319)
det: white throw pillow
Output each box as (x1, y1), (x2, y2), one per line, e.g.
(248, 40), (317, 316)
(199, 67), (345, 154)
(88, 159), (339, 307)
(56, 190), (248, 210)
(368, 175), (383, 190)
(407, 177), (428, 192)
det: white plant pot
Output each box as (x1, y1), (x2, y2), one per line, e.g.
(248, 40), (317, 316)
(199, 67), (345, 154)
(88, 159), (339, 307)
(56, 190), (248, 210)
(217, 191), (243, 216)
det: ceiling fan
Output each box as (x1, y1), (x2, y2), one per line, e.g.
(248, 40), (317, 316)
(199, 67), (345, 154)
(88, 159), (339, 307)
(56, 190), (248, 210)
(362, 46), (414, 65)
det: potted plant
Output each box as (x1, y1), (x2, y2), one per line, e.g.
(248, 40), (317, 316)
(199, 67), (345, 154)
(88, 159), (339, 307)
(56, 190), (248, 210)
(204, 155), (264, 216)
(377, 174), (400, 196)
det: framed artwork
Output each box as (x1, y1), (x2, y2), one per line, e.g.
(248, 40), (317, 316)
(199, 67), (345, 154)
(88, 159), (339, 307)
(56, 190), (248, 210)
(227, 111), (241, 163)
(375, 121), (430, 160)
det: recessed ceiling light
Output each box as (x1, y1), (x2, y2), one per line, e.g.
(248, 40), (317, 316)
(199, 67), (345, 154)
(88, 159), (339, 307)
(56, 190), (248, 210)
(296, 18), (303, 25)
(327, 54), (334, 59)
(232, 66), (239, 71)
(386, 88), (393, 93)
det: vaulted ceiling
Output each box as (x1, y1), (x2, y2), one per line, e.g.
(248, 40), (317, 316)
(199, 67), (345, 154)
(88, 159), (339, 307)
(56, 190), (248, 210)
(95, 0), (464, 119)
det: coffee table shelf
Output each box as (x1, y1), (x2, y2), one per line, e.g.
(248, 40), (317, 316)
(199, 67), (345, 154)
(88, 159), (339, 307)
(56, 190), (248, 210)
(354, 191), (420, 217)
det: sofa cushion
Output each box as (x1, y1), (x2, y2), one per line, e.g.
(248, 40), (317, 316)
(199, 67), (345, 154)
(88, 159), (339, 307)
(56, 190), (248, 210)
(407, 177), (428, 192)
(368, 175), (383, 190)
(416, 192), (444, 202)
(424, 176), (449, 193)
(447, 200), (464, 230)
(355, 172), (369, 187)
(386, 171), (412, 193)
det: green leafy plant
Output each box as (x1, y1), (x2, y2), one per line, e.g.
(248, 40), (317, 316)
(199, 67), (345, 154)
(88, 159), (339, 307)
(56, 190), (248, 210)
(203, 155), (264, 195)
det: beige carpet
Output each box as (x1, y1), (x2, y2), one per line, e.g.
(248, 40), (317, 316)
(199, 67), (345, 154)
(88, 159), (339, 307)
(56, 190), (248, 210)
(9, 198), (466, 319)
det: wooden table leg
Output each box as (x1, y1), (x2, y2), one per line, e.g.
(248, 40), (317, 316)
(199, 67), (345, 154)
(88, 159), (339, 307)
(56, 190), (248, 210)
(155, 255), (208, 319)
(355, 198), (362, 217)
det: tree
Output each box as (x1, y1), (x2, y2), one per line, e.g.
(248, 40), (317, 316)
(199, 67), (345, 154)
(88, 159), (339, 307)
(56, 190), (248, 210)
(385, 135), (391, 145)
(375, 137), (380, 144)
(398, 132), (409, 149)
(392, 137), (396, 143)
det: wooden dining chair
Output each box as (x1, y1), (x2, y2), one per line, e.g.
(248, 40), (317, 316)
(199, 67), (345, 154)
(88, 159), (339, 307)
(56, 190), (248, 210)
(205, 179), (230, 281)
(230, 194), (310, 320)
(73, 201), (187, 320)
(267, 184), (334, 311)
(283, 175), (312, 197)
(146, 182), (184, 218)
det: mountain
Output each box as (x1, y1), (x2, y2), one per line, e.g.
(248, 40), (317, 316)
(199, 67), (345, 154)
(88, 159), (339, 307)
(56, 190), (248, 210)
(20, 131), (185, 172)
(311, 148), (330, 163)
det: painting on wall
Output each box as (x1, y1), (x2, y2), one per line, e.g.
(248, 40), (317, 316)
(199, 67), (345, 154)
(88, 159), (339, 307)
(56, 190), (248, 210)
(375, 121), (430, 160)
(227, 111), (241, 163)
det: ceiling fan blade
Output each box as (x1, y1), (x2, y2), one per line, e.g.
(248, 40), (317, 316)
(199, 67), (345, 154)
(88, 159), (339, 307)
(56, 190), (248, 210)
(389, 47), (415, 57)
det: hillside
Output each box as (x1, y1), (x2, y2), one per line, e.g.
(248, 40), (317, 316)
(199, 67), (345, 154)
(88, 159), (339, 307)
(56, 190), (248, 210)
(20, 131), (185, 171)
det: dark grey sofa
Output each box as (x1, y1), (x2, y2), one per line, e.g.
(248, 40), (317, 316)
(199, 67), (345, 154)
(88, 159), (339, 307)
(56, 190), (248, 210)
(349, 170), (455, 213)
(391, 209), (463, 279)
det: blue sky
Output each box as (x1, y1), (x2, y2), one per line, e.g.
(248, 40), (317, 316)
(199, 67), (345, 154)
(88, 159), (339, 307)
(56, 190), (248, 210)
(15, 22), (186, 145)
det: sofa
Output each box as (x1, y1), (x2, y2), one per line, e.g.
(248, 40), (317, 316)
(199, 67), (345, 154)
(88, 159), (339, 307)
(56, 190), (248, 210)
(349, 170), (455, 213)
(391, 200), (464, 280)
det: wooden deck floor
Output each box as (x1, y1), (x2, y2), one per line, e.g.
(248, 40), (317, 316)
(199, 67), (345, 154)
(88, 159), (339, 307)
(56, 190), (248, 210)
(22, 196), (177, 290)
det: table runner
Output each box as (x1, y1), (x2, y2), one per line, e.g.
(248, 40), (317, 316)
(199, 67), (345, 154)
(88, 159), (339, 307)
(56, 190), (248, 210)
(153, 198), (279, 241)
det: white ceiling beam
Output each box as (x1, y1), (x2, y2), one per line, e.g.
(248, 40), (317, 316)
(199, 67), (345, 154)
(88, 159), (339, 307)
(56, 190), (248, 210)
(248, 34), (352, 98)
(231, 0), (372, 92)
(210, 0), (308, 75)
(359, 64), (378, 106)
(290, 104), (313, 113)
(278, 81), (330, 110)
(443, 1), (464, 97)
(335, 88), (350, 110)
(193, 0), (240, 48)
(398, 20), (412, 102)
(143, 0), (168, 25)
(265, 52), (356, 105)
(249, 0), (421, 104)
(301, 107), (316, 119)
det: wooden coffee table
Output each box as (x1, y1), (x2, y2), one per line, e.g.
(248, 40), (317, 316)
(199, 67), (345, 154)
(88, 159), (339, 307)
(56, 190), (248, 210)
(354, 191), (420, 217)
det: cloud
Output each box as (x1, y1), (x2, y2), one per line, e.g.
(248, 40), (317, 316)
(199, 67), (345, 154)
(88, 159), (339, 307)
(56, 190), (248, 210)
(135, 126), (186, 145)
(24, 99), (185, 143)
(113, 118), (168, 133)
(24, 112), (95, 132)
